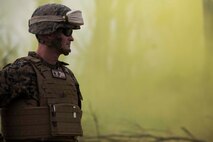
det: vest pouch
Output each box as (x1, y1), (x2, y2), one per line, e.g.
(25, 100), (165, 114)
(49, 103), (83, 136)
(1, 107), (50, 140)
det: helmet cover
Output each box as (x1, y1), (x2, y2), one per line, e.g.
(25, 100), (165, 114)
(29, 3), (84, 35)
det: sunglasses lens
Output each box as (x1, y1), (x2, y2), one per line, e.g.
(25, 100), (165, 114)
(62, 28), (73, 36)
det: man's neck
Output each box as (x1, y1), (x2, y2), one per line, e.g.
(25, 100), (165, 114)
(36, 44), (60, 65)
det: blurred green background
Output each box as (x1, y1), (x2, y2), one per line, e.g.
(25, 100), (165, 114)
(0, 0), (213, 141)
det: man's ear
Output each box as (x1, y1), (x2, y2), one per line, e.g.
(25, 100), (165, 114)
(46, 33), (54, 39)
(46, 32), (60, 39)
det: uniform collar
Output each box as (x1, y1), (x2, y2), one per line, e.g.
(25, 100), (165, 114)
(28, 51), (69, 69)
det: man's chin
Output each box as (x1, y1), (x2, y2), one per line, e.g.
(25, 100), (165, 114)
(63, 49), (71, 56)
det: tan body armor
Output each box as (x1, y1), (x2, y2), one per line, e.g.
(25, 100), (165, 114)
(1, 56), (83, 140)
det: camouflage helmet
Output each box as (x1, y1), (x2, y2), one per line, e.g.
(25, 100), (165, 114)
(29, 3), (84, 35)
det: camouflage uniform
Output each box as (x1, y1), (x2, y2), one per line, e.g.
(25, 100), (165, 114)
(0, 53), (38, 107)
(0, 52), (82, 142)
(0, 3), (84, 142)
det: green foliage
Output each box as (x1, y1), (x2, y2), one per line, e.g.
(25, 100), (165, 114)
(0, 2), (18, 68)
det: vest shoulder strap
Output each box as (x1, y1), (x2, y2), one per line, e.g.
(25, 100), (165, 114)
(21, 56), (46, 106)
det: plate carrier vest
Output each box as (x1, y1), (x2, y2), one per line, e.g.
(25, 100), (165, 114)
(1, 55), (83, 140)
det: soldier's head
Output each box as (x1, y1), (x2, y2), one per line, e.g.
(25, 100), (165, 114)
(28, 3), (84, 55)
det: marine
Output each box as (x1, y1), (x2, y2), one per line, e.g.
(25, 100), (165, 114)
(0, 3), (84, 142)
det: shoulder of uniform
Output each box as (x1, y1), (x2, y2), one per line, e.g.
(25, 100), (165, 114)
(22, 55), (41, 63)
(1, 57), (27, 70)
(2, 63), (11, 69)
(4, 57), (34, 71)
(14, 57), (32, 66)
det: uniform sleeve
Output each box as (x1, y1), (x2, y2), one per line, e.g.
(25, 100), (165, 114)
(0, 66), (11, 107)
(0, 59), (39, 107)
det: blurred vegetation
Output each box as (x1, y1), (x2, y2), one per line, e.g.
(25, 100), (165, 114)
(0, 0), (213, 142)
(36, 0), (62, 6)
(203, 0), (213, 102)
(79, 0), (212, 141)
(0, 1), (18, 67)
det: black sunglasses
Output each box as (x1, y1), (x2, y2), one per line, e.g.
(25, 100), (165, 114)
(61, 28), (73, 37)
